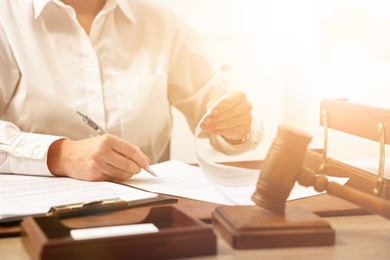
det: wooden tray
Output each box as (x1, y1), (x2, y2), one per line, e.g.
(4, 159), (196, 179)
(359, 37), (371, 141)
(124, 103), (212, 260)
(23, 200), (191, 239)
(21, 205), (216, 260)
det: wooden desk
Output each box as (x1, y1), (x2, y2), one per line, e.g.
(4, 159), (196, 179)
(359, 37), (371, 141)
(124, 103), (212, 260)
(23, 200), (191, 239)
(1, 160), (389, 259)
(1, 214), (390, 260)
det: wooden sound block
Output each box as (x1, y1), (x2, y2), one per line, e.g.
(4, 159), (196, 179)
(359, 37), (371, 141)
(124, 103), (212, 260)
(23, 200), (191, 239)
(212, 205), (335, 249)
(21, 206), (216, 260)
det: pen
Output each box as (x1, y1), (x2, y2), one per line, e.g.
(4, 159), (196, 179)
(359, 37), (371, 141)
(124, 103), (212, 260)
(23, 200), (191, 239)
(76, 111), (158, 177)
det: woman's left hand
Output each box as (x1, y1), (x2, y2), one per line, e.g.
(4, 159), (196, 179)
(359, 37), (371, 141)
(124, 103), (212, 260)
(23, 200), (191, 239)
(200, 90), (252, 144)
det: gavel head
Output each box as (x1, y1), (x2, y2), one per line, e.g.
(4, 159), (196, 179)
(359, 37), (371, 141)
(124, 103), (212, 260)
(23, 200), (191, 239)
(251, 125), (312, 214)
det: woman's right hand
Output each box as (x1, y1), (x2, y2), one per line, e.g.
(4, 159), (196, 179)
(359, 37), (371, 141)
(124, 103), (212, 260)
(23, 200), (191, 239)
(47, 134), (150, 181)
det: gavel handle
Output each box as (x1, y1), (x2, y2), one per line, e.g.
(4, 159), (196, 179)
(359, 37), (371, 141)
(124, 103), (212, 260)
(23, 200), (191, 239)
(328, 182), (390, 219)
(299, 168), (390, 220)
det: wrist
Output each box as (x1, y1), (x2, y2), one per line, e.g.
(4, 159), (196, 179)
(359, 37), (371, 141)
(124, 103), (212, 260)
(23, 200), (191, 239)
(47, 138), (68, 176)
(223, 132), (250, 145)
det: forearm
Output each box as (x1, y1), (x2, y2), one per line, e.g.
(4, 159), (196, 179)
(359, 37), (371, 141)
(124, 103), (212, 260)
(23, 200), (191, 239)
(0, 120), (64, 175)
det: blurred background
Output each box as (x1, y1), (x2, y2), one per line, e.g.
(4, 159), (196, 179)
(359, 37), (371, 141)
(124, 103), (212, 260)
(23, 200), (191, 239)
(148, 0), (390, 166)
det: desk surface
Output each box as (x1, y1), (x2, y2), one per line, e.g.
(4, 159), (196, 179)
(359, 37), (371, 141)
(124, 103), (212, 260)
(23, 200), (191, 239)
(1, 214), (390, 260)
(1, 159), (389, 259)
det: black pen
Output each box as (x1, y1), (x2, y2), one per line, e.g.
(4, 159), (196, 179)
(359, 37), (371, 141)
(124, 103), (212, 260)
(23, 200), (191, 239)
(76, 111), (158, 177)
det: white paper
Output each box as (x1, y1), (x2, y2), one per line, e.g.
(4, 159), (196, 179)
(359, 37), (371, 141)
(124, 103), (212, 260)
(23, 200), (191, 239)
(71, 223), (158, 240)
(124, 160), (348, 206)
(122, 160), (233, 205)
(0, 174), (157, 219)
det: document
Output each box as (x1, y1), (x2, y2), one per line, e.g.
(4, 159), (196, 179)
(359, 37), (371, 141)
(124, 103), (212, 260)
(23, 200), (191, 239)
(122, 160), (233, 205)
(123, 160), (348, 205)
(0, 174), (157, 220)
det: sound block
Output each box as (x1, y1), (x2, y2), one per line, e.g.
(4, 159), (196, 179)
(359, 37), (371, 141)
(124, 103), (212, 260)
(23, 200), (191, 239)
(212, 205), (335, 249)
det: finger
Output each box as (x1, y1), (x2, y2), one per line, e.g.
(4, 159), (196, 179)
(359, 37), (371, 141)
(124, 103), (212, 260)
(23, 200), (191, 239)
(211, 91), (246, 116)
(210, 125), (250, 140)
(105, 135), (150, 169)
(208, 113), (252, 131)
(85, 169), (134, 182)
(211, 101), (252, 125)
(80, 155), (135, 181)
(205, 108), (252, 141)
(208, 117), (251, 135)
(79, 171), (113, 182)
(100, 165), (135, 180)
(202, 93), (251, 129)
(202, 103), (252, 132)
(104, 150), (143, 175)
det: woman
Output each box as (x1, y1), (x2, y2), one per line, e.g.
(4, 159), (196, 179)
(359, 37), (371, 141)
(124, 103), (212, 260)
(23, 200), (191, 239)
(0, 0), (261, 181)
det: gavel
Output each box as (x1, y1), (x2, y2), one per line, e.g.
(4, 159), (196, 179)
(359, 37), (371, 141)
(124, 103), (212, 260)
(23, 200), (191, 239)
(251, 125), (390, 220)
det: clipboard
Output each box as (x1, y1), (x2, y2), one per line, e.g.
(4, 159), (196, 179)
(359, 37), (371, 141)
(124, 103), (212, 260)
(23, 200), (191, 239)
(303, 99), (390, 199)
(0, 194), (177, 226)
(21, 205), (216, 260)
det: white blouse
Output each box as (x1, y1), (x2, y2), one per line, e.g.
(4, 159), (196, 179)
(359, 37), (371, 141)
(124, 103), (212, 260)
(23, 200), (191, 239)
(0, 0), (261, 176)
